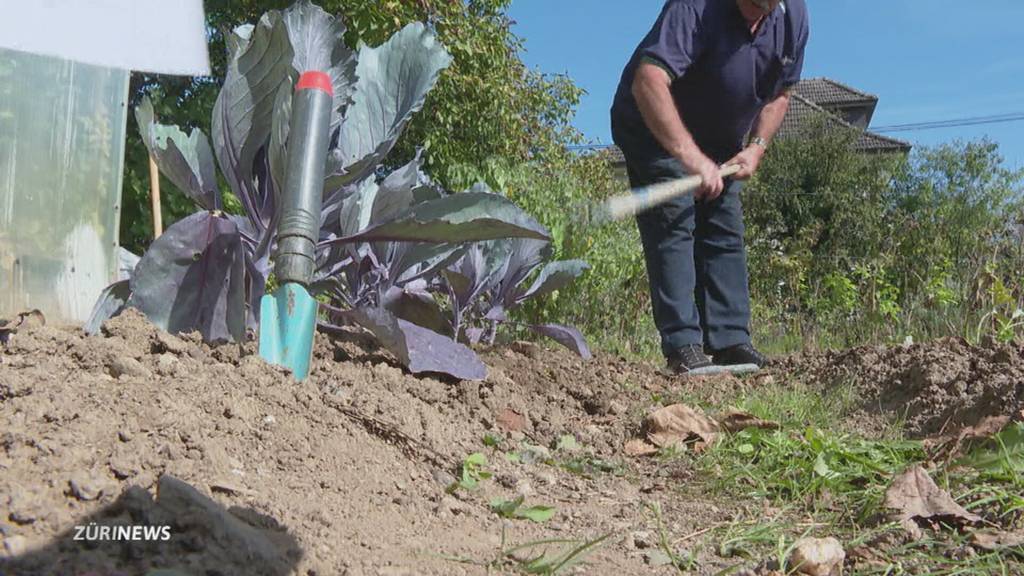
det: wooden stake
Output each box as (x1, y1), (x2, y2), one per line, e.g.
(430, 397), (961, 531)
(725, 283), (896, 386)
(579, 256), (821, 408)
(148, 153), (162, 238)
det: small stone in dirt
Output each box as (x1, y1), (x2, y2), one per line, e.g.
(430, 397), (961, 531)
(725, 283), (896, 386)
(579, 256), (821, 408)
(435, 495), (466, 517)
(68, 471), (107, 501)
(496, 408), (528, 432)
(109, 454), (140, 479)
(519, 444), (551, 465)
(154, 353), (179, 376)
(536, 471), (557, 486)
(642, 549), (673, 566)
(631, 530), (655, 549)
(153, 331), (188, 355)
(107, 356), (151, 379)
(514, 479), (534, 498)
(431, 469), (456, 488)
(2, 534), (28, 557)
(117, 429), (133, 442)
(789, 537), (845, 576)
(510, 341), (542, 359)
(8, 489), (44, 524)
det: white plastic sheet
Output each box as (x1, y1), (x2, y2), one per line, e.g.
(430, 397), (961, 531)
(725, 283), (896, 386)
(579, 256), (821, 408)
(0, 0), (209, 76)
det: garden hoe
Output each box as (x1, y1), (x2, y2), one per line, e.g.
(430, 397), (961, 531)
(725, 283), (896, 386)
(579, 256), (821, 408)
(586, 163), (742, 224)
(259, 71), (333, 381)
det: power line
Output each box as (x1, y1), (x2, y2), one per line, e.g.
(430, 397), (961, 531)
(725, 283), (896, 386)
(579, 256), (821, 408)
(566, 111), (1024, 147)
(873, 112), (1024, 133)
(567, 144), (613, 150)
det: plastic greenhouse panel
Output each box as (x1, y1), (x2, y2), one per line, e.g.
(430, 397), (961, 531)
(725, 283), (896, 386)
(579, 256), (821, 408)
(0, 47), (130, 322)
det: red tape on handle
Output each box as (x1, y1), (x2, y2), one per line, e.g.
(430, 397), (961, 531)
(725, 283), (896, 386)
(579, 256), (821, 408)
(296, 71), (333, 96)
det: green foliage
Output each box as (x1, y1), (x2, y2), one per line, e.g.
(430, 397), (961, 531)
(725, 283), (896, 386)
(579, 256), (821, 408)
(702, 425), (924, 523)
(490, 496), (556, 523)
(502, 533), (612, 575)
(745, 124), (1024, 349)
(449, 452), (491, 493)
(959, 423), (1024, 477)
(447, 155), (656, 357)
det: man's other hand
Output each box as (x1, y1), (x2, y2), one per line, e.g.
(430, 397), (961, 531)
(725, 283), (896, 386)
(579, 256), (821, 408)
(689, 155), (725, 201)
(725, 144), (766, 181)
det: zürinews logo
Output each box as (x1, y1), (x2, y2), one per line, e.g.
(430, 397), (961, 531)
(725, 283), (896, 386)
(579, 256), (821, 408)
(73, 524), (172, 542)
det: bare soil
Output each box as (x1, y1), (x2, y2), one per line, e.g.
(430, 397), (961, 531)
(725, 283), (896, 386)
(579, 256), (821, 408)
(782, 337), (1024, 438)
(1, 312), (1022, 575)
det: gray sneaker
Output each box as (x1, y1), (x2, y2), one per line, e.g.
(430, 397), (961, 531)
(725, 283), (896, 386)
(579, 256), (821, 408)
(666, 345), (727, 376)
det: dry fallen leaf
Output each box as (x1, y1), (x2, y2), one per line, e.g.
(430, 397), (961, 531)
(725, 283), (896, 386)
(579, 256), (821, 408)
(970, 529), (1024, 551)
(717, 409), (780, 433)
(646, 404), (719, 448)
(624, 404), (719, 457)
(0, 309), (46, 344)
(624, 438), (659, 457)
(885, 465), (981, 539)
(924, 415), (1011, 462)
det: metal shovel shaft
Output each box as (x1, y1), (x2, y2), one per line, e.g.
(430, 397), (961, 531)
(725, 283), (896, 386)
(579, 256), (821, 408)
(275, 72), (334, 286)
(259, 71), (333, 381)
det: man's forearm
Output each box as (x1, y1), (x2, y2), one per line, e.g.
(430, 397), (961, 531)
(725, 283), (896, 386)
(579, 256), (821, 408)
(631, 63), (708, 173)
(749, 90), (792, 144)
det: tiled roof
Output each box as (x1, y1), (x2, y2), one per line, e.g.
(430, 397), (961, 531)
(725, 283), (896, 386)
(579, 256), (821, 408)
(779, 93), (910, 153)
(601, 145), (626, 166)
(601, 77), (908, 164)
(794, 78), (877, 107)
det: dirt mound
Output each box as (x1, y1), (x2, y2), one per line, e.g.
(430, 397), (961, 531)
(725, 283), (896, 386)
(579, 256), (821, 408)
(6, 311), (1018, 574)
(0, 310), (755, 575)
(786, 338), (1024, 438)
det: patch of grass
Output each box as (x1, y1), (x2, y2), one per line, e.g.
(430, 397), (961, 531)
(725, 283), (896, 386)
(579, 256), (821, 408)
(671, 381), (1023, 573)
(698, 425), (924, 525)
(437, 524), (612, 575)
(503, 533), (613, 575)
(852, 531), (1022, 576)
(727, 380), (857, 430)
(646, 502), (700, 573)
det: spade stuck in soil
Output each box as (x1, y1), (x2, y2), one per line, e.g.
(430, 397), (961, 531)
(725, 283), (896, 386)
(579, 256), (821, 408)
(258, 71), (334, 380)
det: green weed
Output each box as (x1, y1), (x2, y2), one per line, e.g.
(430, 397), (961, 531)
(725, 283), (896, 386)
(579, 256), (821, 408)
(490, 496), (557, 523)
(448, 452), (492, 493)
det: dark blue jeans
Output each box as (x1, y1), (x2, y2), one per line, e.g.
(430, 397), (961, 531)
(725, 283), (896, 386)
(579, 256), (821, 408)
(626, 155), (753, 358)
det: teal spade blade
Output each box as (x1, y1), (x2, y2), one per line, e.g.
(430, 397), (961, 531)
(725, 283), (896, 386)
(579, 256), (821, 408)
(258, 283), (318, 380)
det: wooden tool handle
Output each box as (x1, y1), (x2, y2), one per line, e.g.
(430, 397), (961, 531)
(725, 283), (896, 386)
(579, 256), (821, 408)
(601, 163), (742, 221)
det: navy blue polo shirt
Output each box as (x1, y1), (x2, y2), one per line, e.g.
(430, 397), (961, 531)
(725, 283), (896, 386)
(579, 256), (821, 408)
(611, 0), (809, 164)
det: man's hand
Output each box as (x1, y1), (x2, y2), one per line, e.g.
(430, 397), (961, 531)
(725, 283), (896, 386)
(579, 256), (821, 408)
(685, 154), (725, 201)
(725, 144), (766, 180)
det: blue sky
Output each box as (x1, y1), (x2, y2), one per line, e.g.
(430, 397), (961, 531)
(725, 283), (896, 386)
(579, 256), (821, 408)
(508, 0), (1024, 169)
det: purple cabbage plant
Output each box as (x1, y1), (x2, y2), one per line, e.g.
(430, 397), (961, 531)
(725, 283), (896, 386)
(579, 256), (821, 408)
(442, 235), (592, 359)
(88, 0), (589, 380)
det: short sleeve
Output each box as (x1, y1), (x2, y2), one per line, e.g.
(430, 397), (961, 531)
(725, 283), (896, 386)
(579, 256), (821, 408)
(781, 5), (809, 87)
(637, 1), (703, 81)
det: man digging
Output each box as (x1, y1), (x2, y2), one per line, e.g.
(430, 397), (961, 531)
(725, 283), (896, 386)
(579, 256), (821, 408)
(611, 0), (809, 375)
